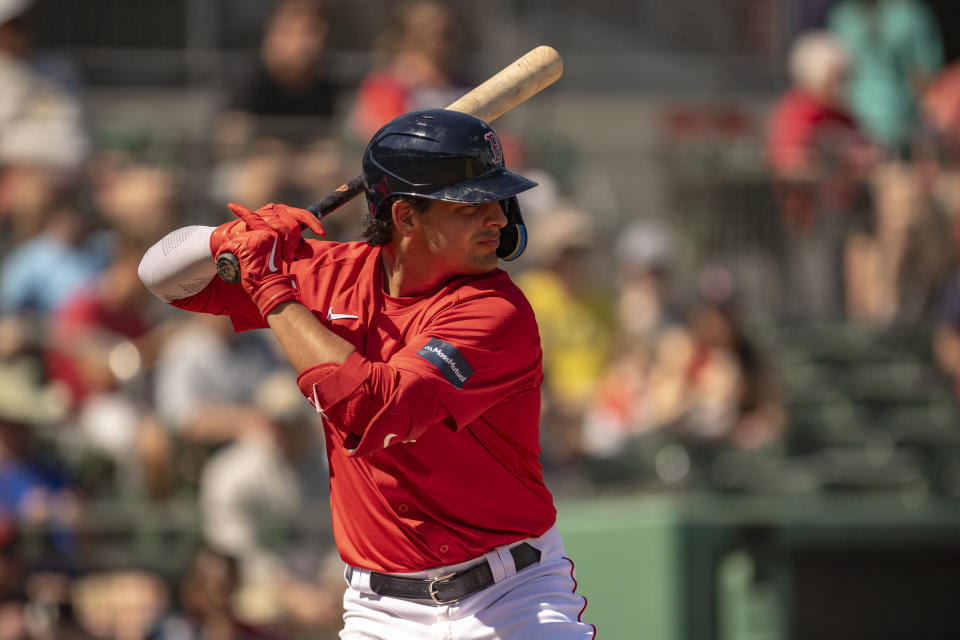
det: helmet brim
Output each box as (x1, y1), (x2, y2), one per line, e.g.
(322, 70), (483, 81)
(420, 167), (538, 203)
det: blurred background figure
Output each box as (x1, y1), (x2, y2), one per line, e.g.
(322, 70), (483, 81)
(152, 314), (281, 444)
(0, 519), (29, 640)
(197, 373), (339, 632)
(515, 204), (614, 472)
(213, 0), (346, 237)
(580, 221), (685, 461)
(0, 0), (90, 249)
(766, 30), (874, 322)
(683, 267), (787, 454)
(0, 184), (110, 317)
(0, 0), (89, 159)
(827, 0), (943, 156)
(88, 130), (183, 247)
(921, 58), (960, 276)
(145, 546), (278, 640)
(0, 313), (66, 430)
(583, 264), (786, 486)
(823, 0), (950, 327)
(349, 0), (468, 142)
(219, 0), (339, 139)
(45, 242), (175, 500)
(611, 221), (680, 344)
(931, 234), (960, 405)
(45, 243), (157, 411)
(923, 58), (960, 160)
(0, 413), (80, 562)
(19, 571), (94, 640)
(72, 570), (167, 640)
(844, 159), (953, 325)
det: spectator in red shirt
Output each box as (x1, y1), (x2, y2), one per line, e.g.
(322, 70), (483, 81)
(766, 30), (876, 321)
(349, 0), (468, 141)
(767, 30), (873, 230)
(45, 244), (156, 408)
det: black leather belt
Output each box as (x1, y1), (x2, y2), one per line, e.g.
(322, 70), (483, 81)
(364, 542), (541, 605)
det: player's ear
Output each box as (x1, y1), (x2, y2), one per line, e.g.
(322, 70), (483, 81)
(391, 199), (417, 237)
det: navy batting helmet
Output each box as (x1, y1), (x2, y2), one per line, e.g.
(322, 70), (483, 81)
(361, 109), (535, 261)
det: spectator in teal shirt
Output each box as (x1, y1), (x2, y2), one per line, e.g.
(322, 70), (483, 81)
(828, 0), (943, 154)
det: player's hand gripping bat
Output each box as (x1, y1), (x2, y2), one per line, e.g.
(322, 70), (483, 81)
(216, 45), (563, 284)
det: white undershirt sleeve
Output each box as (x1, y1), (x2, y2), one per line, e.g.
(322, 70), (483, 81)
(138, 225), (218, 302)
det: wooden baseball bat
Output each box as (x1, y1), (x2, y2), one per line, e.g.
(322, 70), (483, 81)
(217, 45), (563, 284)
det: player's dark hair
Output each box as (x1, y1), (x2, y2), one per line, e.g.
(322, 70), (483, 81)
(362, 195), (430, 246)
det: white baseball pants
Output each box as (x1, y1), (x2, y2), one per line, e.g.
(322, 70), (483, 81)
(340, 525), (596, 639)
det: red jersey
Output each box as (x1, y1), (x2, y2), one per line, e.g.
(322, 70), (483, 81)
(173, 240), (556, 572)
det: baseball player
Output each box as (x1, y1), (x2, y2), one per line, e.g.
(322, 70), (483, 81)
(139, 109), (595, 639)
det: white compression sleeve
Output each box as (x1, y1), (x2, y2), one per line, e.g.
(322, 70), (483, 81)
(138, 225), (218, 302)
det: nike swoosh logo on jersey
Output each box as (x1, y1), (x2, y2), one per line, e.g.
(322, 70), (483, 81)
(327, 308), (359, 321)
(268, 236), (280, 272)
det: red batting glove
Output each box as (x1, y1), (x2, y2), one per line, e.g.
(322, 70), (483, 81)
(221, 227), (302, 317)
(227, 202), (326, 262)
(209, 218), (246, 257)
(209, 202), (326, 260)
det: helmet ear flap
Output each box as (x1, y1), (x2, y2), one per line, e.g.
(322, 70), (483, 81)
(497, 197), (527, 261)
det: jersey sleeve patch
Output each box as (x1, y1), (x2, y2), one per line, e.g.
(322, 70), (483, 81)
(417, 338), (474, 389)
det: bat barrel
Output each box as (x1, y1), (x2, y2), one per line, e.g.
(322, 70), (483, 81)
(446, 45), (563, 123)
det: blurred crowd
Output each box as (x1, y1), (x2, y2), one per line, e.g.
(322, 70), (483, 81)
(1, 0), (960, 637)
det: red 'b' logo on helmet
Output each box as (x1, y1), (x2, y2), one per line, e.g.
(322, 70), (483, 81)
(484, 132), (503, 164)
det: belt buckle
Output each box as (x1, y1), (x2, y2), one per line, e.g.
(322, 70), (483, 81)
(428, 572), (459, 605)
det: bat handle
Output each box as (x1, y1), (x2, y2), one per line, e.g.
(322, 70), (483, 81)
(308, 174), (366, 218)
